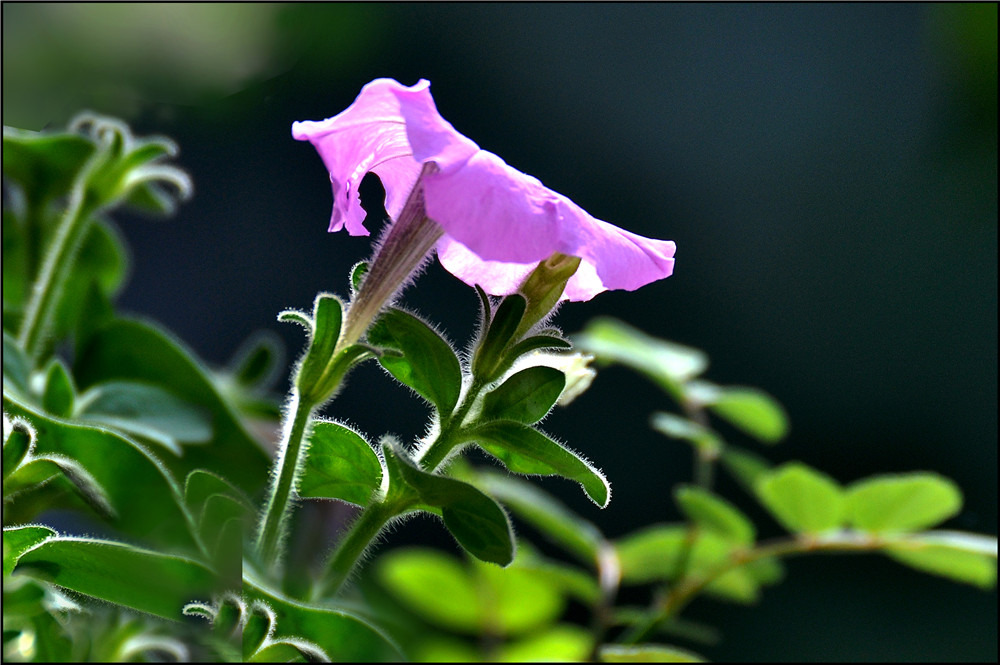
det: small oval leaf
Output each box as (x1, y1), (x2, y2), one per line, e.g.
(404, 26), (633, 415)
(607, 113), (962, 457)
(298, 421), (382, 506)
(367, 308), (462, 417)
(846, 472), (963, 533)
(675, 485), (756, 545)
(469, 421), (610, 507)
(755, 463), (845, 534)
(482, 366), (565, 424)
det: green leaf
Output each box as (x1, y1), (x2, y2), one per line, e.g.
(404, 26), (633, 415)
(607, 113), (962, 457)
(377, 547), (567, 637)
(75, 380), (212, 456)
(720, 445), (772, 493)
(2, 126), (95, 204)
(367, 308), (462, 417)
(687, 383), (788, 444)
(498, 625), (592, 662)
(349, 260), (369, 294)
(2, 332), (31, 395)
(243, 601), (273, 656)
(298, 421), (382, 506)
(755, 463), (845, 534)
(184, 469), (253, 521)
(599, 644), (706, 662)
(651, 412), (724, 457)
(14, 537), (217, 620)
(3, 414), (35, 476)
(614, 524), (772, 602)
(295, 293), (343, 402)
(277, 308), (312, 331)
(3, 525), (56, 577)
(482, 366), (566, 424)
(573, 318), (708, 400)
(882, 531), (997, 588)
(473, 294), (527, 381)
(49, 220), (129, 348)
(244, 571), (405, 661)
(468, 420), (610, 507)
(3, 393), (196, 550)
(469, 469), (603, 564)
(73, 318), (271, 497)
(675, 485), (756, 545)
(473, 555), (567, 636)
(615, 525), (689, 584)
(846, 473), (963, 533)
(40, 359), (75, 417)
(506, 333), (573, 359)
(377, 548), (482, 633)
(229, 332), (282, 390)
(5, 455), (115, 519)
(386, 445), (515, 566)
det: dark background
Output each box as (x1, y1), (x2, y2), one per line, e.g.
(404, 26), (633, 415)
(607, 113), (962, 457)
(4, 3), (996, 660)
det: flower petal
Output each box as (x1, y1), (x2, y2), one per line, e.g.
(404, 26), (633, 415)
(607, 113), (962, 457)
(292, 78), (425, 235)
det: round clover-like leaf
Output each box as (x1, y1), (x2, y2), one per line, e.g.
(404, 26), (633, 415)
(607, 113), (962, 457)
(846, 472), (962, 533)
(755, 462), (845, 534)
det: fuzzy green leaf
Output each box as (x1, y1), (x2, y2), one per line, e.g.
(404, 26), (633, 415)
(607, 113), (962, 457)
(14, 537), (217, 620)
(387, 446), (515, 566)
(846, 473), (963, 533)
(243, 571), (405, 661)
(473, 294), (527, 381)
(367, 308), (462, 417)
(469, 420), (610, 507)
(3, 393), (196, 550)
(756, 463), (845, 534)
(470, 469), (603, 564)
(3, 524), (56, 577)
(299, 421), (382, 506)
(296, 293), (343, 401)
(482, 366), (566, 424)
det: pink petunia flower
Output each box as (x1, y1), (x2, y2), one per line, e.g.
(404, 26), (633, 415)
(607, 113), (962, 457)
(292, 78), (675, 305)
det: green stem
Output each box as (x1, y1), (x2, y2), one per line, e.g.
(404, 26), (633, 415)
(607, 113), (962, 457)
(255, 392), (316, 567)
(621, 532), (886, 644)
(418, 377), (487, 471)
(312, 500), (395, 600)
(17, 177), (94, 359)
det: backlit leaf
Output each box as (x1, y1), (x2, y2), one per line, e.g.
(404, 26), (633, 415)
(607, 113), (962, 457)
(755, 463), (844, 534)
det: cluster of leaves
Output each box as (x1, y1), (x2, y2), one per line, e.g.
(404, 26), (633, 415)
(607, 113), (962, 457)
(3, 116), (996, 663)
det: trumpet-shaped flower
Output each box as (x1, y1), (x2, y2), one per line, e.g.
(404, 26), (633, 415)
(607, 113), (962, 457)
(293, 78), (675, 303)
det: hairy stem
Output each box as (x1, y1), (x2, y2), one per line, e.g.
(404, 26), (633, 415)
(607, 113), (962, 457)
(255, 392), (316, 567)
(17, 178), (93, 359)
(312, 500), (395, 600)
